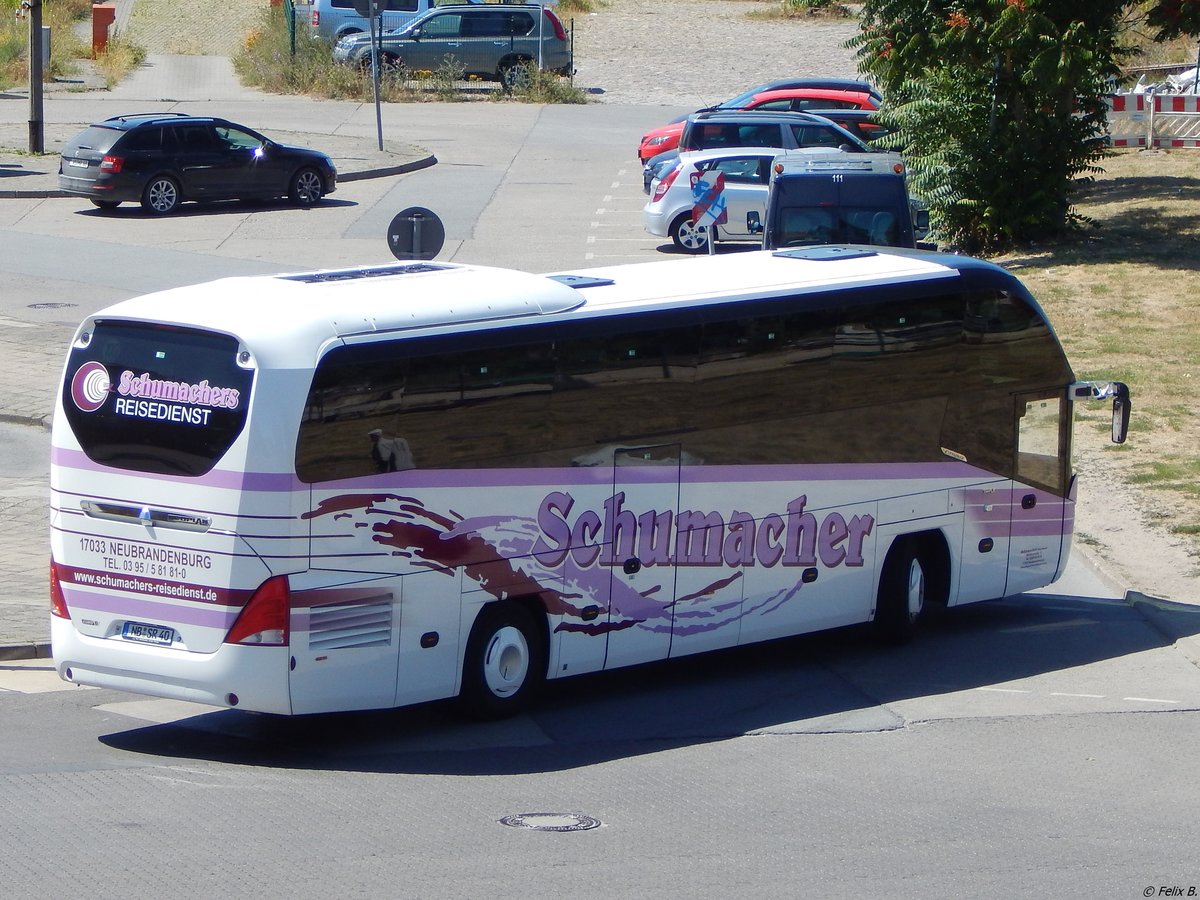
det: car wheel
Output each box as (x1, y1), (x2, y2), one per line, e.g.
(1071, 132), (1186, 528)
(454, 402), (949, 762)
(89, 199), (120, 210)
(459, 600), (545, 720)
(670, 212), (710, 253)
(140, 176), (180, 214)
(499, 60), (533, 92)
(873, 537), (926, 645)
(289, 168), (325, 207)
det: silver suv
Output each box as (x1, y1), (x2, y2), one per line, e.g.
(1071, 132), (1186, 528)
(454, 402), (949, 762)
(332, 4), (573, 86)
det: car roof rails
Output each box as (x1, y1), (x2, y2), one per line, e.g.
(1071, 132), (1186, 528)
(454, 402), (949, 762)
(102, 112), (193, 125)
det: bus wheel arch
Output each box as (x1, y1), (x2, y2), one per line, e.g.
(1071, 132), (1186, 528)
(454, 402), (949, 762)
(460, 597), (547, 719)
(874, 530), (950, 644)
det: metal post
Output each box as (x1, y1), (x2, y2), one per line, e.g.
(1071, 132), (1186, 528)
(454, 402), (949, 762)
(27, 0), (44, 155)
(368, 0), (383, 151)
(286, 0), (296, 56)
(1147, 93), (1156, 149)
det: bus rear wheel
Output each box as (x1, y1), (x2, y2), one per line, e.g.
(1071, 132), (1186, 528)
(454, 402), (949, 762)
(460, 600), (545, 719)
(874, 537), (926, 645)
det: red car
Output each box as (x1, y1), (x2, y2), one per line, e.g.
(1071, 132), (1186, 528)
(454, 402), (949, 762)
(637, 84), (880, 162)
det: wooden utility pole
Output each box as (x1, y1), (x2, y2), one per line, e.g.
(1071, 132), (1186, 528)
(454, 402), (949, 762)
(26, 0), (45, 154)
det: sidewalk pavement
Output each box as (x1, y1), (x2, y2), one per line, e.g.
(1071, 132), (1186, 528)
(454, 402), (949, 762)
(0, 55), (435, 659)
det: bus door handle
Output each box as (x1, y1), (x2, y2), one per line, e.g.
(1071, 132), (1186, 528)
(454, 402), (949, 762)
(622, 557), (641, 575)
(1021, 494), (1037, 510)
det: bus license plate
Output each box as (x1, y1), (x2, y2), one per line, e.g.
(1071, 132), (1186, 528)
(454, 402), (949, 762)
(122, 621), (174, 646)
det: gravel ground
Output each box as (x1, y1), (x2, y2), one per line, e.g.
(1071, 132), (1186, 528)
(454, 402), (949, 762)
(123, 0), (268, 56)
(570, 0), (862, 106)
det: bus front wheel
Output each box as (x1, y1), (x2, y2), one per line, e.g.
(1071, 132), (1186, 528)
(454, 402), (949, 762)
(874, 537), (926, 645)
(460, 600), (545, 719)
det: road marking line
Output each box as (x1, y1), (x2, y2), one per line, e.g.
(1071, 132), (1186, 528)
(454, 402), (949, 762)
(1124, 696), (1180, 704)
(1051, 692), (1106, 698)
(976, 687), (1033, 693)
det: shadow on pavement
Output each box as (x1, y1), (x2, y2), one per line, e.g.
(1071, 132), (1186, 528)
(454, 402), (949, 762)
(98, 592), (1200, 774)
(73, 197), (358, 216)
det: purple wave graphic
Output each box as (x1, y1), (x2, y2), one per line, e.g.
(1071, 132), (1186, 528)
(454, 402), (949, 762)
(304, 493), (801, 640)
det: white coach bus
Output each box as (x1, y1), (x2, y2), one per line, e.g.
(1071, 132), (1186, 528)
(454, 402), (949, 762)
(49, 247), (1129, 717)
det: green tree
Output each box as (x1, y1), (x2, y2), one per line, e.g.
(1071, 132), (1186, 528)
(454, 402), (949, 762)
(849, 0), (1169, 252)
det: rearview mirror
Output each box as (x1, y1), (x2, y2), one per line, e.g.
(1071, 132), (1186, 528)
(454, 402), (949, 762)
(1112, 391), (1131, 444)
(746, 211), (762, 234)
(1071, 381), (1131, 444)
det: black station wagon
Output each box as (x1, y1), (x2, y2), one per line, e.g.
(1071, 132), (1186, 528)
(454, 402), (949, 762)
(58, 113), (338, 214)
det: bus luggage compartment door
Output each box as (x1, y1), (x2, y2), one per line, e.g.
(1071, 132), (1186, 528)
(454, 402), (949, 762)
(602, 444), (681, 670)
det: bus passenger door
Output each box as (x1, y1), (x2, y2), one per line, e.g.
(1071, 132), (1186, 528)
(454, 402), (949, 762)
(603, 445), (681, 670)
(1007, 393), (1070, 596)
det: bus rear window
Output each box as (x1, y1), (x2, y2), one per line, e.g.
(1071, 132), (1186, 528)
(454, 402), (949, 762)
(61, 321), (253, 476)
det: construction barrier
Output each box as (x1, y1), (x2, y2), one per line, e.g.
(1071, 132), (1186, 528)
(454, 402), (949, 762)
(1106, 93), (1200, 149)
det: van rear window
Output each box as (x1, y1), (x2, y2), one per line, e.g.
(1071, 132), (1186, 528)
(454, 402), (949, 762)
(61, 321), (253, 476)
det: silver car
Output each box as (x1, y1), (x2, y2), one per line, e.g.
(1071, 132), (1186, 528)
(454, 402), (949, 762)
(333, 4), (573, 86)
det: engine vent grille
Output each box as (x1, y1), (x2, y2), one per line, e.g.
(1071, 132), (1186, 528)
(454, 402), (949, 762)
(308, 594), (393, 650)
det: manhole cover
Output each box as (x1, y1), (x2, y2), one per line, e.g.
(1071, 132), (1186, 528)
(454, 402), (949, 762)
(28, 302), (77, 309)
(498, 813), (601, 833)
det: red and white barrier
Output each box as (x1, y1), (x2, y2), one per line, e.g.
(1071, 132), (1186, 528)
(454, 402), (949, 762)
(1106, 94), (1200, 148)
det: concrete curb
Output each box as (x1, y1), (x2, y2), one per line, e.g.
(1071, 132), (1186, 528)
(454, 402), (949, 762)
(0, 413), (53, 429)
(1127, 589), (1200, 668)
(0, 642), (52, 661)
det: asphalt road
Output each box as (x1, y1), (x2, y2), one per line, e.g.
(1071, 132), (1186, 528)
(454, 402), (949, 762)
(3, 93), (1200, 899)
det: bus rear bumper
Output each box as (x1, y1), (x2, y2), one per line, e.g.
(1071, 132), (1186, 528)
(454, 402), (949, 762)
(52, 617), (292, 715)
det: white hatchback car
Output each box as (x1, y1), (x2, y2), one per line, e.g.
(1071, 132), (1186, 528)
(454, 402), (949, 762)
(642, 147), (781, 253)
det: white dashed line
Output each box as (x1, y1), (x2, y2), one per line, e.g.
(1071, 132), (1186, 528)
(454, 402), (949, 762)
(1124, 697), (1180, 705)
(976, 687), (1033, 694)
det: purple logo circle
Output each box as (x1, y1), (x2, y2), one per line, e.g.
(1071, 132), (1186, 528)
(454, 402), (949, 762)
(71, 361), (111, 413)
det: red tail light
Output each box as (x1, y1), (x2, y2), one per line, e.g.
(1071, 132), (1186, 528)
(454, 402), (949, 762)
(311, 10), (319, 26)
(543, 9), (567, 41)
(225, 575), (290, 646)
(50, 558), (71, 620)
(651, 164), (681, 202)
(99, 155), (124, 174)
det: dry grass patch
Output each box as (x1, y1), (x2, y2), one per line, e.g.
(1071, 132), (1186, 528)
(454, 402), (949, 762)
(998, 149), (1200, 556)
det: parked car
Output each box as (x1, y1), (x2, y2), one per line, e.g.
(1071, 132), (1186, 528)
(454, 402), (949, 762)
(641, 110), (871, 192)
(299, 0), (474, 43)
(642, 147), (782, 253)
(758, 148), (921, 249)
(57, 113), (337, 214)
(796, 108), (896, 147)
(332, 4), (572, 86)
(637, 79), (880, 162)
